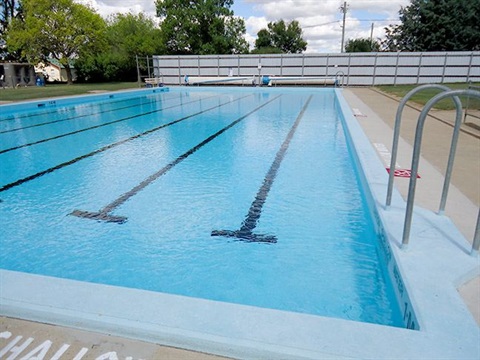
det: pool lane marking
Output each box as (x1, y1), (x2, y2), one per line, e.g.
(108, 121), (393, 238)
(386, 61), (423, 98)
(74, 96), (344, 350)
(0, 94), (253, 194)
(0, 93), (182, 134)
(71, 95), (282, 224)
(0, 93), (169, 123)
(211, 95), (313, 244)
(0, 94), (219, 155)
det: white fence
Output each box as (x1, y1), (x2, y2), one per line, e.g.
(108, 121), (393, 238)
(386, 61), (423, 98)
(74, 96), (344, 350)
(151, 51), (480, 86)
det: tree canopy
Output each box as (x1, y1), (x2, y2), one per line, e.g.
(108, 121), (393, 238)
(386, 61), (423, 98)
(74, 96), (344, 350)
(155, 0), (248, 55)
(253, 20), (307, 54)
(384, 0), (480, 51)
(7, 0), (106, 83)
(76, 12), (164, 82)
(0, 0), (22, 60)
(345, 38), (380, 52)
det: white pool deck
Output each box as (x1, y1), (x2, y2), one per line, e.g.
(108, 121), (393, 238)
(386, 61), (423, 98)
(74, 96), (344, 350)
(0, 86), (479, 359)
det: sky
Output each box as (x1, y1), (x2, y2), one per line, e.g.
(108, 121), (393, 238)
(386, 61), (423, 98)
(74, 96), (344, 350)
(77, 0), (410, 53)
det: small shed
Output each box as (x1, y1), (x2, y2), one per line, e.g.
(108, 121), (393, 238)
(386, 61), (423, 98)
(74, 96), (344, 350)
(36, 59), (77, 82)
(0, 62), (36, 87)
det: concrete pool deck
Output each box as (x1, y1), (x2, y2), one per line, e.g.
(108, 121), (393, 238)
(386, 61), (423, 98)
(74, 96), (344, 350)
(1, 86), (479, 359)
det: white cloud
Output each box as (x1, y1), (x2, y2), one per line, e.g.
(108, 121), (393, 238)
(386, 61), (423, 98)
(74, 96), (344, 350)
(75, 0), (408, 53)
(350, 0), (410, 14)
(243, 0), (407, 52)
(76, 0), (156, 18)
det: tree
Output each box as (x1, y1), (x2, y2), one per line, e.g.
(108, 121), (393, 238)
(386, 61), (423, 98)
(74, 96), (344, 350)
(0, 0), (22, 60)
(156, 0), (248, 55)
(76, 12), (165, 82)
(7, 0), (106, 84)
(253, 20), (307, 54)
(383, 0), (480, 51)
(345, 38), (380, 52)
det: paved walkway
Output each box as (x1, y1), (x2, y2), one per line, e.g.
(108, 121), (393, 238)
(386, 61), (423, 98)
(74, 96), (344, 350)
(1, 86), (479, 359)
(0, 317), (230, 360)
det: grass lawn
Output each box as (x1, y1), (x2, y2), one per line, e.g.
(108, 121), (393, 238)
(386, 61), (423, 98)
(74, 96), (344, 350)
(376, 83), (480, 110)
(0, 82), (140, 102)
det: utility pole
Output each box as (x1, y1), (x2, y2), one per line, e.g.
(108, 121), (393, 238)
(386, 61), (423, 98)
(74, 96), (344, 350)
(370, 23), (374, 50)
(340, 1), (348, 53)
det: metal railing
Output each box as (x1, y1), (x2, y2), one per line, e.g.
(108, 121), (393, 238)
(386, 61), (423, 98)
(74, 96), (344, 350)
(387, 87), (480, 254)
(464, 82), (480, 124)
(386, 84), (463, 209)
(335, 71), (345, 87)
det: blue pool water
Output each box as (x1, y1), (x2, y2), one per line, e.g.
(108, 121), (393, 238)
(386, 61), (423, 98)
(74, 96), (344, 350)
(0, 87), (403, 327)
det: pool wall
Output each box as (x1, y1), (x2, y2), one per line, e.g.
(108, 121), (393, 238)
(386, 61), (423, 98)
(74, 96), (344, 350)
(1, 87), (479, 359)
(334, 90), (419, 331)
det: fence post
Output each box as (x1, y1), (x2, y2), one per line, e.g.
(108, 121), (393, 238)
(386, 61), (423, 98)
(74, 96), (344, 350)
(302, 53), (305, 77)
(136, 55), (141, 88)
(372, 53), (378, 86)
(237, 54), (240, 76)
(441, 53), (448, 83)
(416, 52), (423, 84)
(346, 53), (351, 86)
(394, 52), (400, 86)
(178, 56), (182, 85)
(326, 53), (330, 76)
(467, 51), (474, 83)
(280, 54), (284, 76)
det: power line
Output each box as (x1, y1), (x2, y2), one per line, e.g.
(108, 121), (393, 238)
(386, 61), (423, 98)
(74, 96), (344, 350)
(303, 21), (339, 28)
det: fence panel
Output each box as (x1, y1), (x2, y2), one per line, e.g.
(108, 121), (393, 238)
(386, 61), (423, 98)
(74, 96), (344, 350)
(152, 52), (480, 86)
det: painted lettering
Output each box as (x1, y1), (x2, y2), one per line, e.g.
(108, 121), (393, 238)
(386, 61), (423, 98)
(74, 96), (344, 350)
(4, 336), (34, 360)
(0, 332), (12, 340)
(0, 332), (146, 360)
(0, 336), (22, 358)
(393, 266), (404, 296)
(95, 352), (119, 360)
(378, 233), (392, 264)
(18, 340), (52, 360)
(403, 302), (409, 320)
(72, 347), (89, 360)
(50, 344), (70, 360)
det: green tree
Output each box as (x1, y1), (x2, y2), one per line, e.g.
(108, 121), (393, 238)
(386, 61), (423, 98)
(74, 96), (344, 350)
(156, 0), (248, 55)
(345, 38), (380, 52)
(7, 0), (106, 84)
(384, 0), (480, 51)
(0, 0), (22, 60)
(253, 20), (307, 54)
(76, 12), (165, 82)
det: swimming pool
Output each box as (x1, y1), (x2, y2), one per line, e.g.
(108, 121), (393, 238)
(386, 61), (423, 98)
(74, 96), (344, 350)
(0, 86), (405, 326)
(1, 87), (478, 359)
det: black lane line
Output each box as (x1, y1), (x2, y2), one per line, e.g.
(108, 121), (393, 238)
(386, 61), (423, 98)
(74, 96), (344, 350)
(211, 95), (313, 244)
(0, 94), (219, 155)
(0, 93), (165, 123)
(71, 95), (282, 224)
(0, 94), (253, 194)
(0, 93), (182, 134)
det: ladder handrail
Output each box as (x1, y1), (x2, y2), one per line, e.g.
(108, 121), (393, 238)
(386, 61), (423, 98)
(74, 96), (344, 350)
(335, 71), (345, 87)
(400, 89), (480, 254)
(386, 84), (463, 208)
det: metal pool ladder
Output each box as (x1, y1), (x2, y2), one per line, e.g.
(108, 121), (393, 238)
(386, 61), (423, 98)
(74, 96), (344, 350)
(385, 85), (480, 255)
